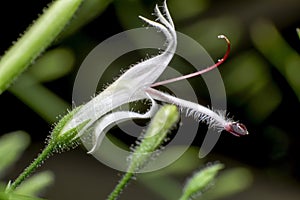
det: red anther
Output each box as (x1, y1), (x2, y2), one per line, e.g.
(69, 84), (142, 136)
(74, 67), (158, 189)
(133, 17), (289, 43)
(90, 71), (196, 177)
(224, 122), (248, 137)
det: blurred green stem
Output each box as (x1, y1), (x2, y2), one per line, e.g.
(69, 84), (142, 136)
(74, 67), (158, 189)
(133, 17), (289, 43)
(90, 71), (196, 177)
(9, 73), (70, 123)
(179, 163), (224, 200)
(107, 172), (133, 200)
(6, 142), (56, 193)
(0, 0), (83, 94)
(5, 106), (88, 193)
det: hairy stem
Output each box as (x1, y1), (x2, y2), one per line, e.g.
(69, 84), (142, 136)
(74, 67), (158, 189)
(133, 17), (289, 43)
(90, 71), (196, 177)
(6, 142), (56, 193)
(107, 173), (134, 200)
(0, 0), (84, 94)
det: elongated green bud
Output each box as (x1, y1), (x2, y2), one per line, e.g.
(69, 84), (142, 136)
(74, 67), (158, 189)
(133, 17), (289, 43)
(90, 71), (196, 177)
(128, 104), (179, 173)
(107, 105), (179, 200)
(179, 163), (224, 200)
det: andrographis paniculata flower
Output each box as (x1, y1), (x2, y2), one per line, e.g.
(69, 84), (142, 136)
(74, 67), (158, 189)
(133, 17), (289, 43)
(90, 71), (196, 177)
(60, 1), (248, 154)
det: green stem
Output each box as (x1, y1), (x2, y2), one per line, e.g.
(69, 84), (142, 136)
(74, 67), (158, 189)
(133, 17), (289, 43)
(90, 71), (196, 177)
(179, 194), (189, 200)
(107, 172), (134, 200)
(9, 73), (70, 123)
(6, 142), (56, 193)
(0, 0), (84, 94)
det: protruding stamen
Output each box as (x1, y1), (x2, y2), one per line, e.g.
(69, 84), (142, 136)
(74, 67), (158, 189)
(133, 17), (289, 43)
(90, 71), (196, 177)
(151, 35), (231, 87)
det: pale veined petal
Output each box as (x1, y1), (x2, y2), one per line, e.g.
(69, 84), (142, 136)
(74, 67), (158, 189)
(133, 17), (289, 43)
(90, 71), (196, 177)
(88, 97), (158, 154)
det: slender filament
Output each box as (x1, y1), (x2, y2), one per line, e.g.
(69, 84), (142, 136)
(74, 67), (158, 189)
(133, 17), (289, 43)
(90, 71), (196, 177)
(151, 35), (230, 87)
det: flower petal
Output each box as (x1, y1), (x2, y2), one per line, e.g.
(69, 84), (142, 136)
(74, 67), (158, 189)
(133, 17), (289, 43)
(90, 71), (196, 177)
(87, 97), (158, 154)
(162, 0), (175, 28)
(61, 85), (146, 136)
(60, 2), (177, 142)
(154, 4), (174, 31)
(113, 2), (176, 88)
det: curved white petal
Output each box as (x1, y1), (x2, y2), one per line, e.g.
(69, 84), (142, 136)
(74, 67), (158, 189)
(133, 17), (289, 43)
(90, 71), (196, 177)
(61, 85), (146, 136)
(88, 97), (158, 154)
(115, 2), (176, 87)
(154, 4), (175, 32)
(162, 0), (174, 28)
(139, 16), (172, 43)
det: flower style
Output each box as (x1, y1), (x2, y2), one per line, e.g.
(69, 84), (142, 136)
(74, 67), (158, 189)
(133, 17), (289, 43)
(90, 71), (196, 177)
(60, 1), (248, 154)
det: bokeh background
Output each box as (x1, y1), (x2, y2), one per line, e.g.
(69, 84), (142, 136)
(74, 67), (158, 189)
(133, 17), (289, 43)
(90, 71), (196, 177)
(0, 0), (299, 199)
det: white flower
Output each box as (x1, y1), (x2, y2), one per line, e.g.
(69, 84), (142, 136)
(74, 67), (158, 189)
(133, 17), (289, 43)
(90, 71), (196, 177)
(61, 1), (248, 154)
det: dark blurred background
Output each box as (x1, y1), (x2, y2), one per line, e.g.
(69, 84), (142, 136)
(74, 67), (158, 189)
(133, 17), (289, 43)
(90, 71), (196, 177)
(0, 0), (300, 199)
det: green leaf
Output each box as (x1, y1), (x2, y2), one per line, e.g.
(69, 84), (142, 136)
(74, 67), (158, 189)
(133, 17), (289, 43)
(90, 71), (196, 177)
(251, 20), (300, 101)
(0, 132), (30, 178)
(27, 48), (75, 82)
